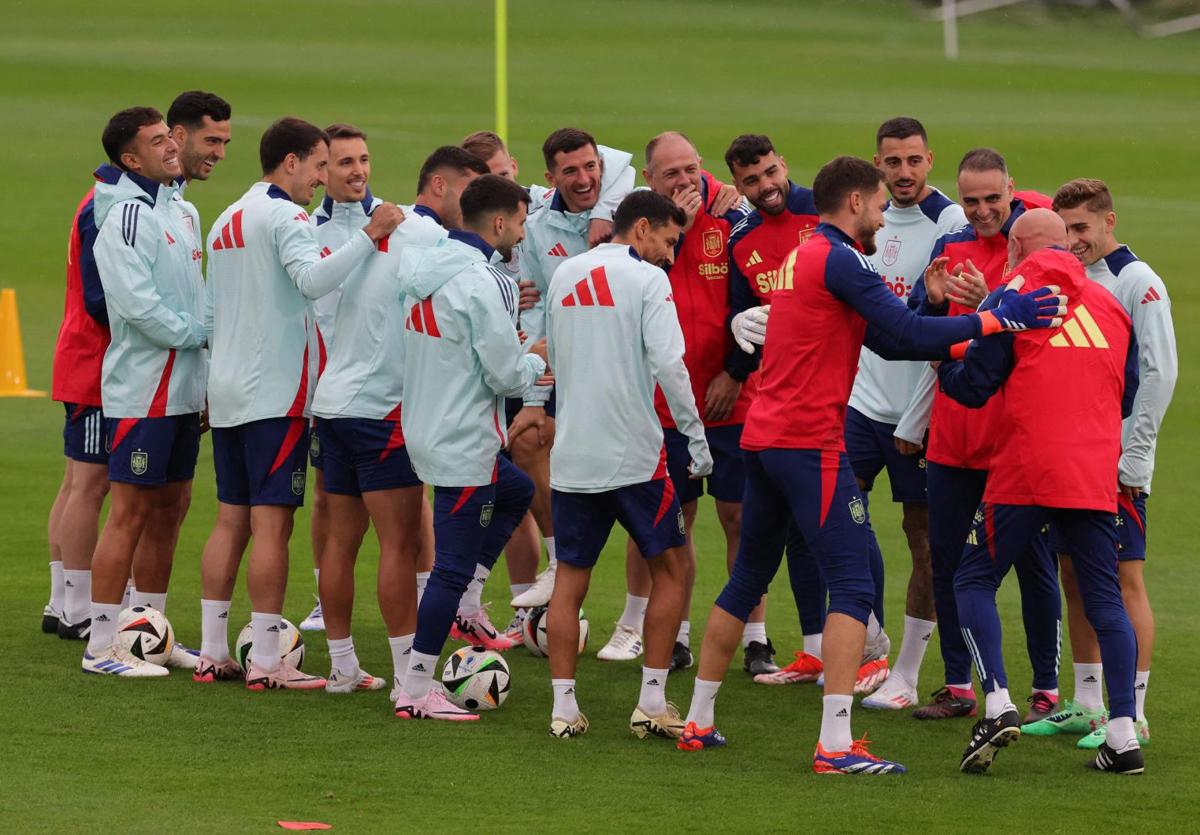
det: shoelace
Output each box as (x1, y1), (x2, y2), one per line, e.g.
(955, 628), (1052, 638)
(849, 734), (879, 760)
(1028, 692), (1057, 715)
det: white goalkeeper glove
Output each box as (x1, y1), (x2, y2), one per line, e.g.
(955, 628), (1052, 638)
(731, 304), (770, 353)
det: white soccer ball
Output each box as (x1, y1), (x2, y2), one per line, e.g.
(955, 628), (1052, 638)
(235, 618), (305, 671)
(441, 646), (511, 710)
(116, 605), (174, 665)
(522, 606), (589, 657)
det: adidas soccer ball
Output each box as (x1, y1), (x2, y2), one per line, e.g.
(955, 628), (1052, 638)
(116, 605), (174, 665)
(441, 647), (511, 710)
(522, 606), (589, 657)
(235, 618), (305, 670)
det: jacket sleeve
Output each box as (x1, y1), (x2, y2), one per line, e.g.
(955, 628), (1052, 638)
(275, 207), (374, 300)
(893, 364), (936, 445)
(1122, 329), (1140, 421)
(93, 201), (206, 350)
(77, 203), (108, 327)
(469, 274), (546, 398)
(591, 145), (636, 223)
(724, 237), (762, 381)
(642, 270), (705, 448)
(1119, 271), (1177, 488)
(936, 332), (1014, 408)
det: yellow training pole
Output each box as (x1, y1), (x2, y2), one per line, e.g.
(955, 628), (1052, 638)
(495, 0), (508, 142)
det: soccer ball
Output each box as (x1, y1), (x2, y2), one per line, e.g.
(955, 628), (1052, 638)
(235, 618), (305, 670)
(440, 646), (511, 710)
(116, 606), (174, 665)
(522, 606), (589, 657)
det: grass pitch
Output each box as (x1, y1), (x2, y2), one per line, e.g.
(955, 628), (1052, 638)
(1, 1), (1198, 831)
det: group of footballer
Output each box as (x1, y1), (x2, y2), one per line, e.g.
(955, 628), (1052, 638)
(40, 89), (1175, 776)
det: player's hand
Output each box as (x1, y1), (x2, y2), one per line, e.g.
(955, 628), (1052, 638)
(672, 184), (704, 232)
(710, 183), (742, 217)
(731, 305), (770, 353)
(923, 256), (951, 305)
(947, 259), (988, 308)
(588, 218), (613, 248)
(199, 407), (210, 435)
(507, 405), (547, 448)
(535, 372), (555, 387)
(893, 436), (923, 456)
(987, 276), (1067, 331)
(364, 202), (404, 242)
(704, 371), (741, 423)
(687, 441), (714, 479)
(527, 337), (548, 364)
(1119, 481), (1142, 500)
(518, 280), (540, 311)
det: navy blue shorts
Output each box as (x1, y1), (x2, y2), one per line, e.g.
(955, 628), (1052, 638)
(552, 479), (686, 568)
(212, 417), (309, 507)
(106, 413), (201, 486)
(664, 424), (745, 504)
(63, 402), (108, 465)
(1051, 493), (1147, 561)
(308, 418), (322, 470)
(843, 406), (926, 504)
(315, 416), (421, 497)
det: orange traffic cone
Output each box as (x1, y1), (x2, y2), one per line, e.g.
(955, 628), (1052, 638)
(0, 288), (47, 397)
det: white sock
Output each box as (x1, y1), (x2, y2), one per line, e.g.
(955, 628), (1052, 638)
(327, 635), (359, 675)
(200, 599), (232, 662)
(819, 695), (854, 752)
(742, 620), (767, 648)
(121, 580), (132, 609)
(544, 536), (556, 564)
(86, 602), (121, 655)
(552, 678), (579, 721)
(685, 678), (721, 727)
(63, 569), (92, 624)
(403, 650), (439, 701)
(510, 582), (533, 599)
(458, 564), (489, 617)
(676, 620), (691, 647)
(984, 685), (1013, 719)
(1075, 662), (1105, 712)
(1106, 715), (1138, 752)
(314, 567), (320, 585)
(130, 589), (167, 614)
(639, 666), (669, 715)
(803, 633), (823, 660)
(49, 561), (65, 613)
(389, 633), (414, 688)
(893, 615), (935, 686)
(416, 571), (430, 604)
(249, 611), (282, 672)
(1134, 670), (1149, 722)
(617, 594), (647, 632)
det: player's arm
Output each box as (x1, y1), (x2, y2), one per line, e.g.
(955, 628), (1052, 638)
(936, 330), (1015, 409)
(77, 203), (109, 327)
(642, 270), (712, 477)
(591, 145), (636, 223)
(276, 203), (401, 299)
(725, 242), (766, 371)
(93, 202), (206, 349)
(470, 276), (547, 398)
(1120, 274), (1177, 489)
(1122, 330), (1140, 421)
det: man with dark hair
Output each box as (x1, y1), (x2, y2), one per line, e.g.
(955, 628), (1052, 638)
(393, 174), (546, 721)
(905, 148), (1064, 723)
(412, 146), (489, 228)
(80, 107), (209, 676)
(1043, 179), (1176, 750)
(194, 117), (402, 689)
(543, 189), (711, 740)
(167, 90), (231, 183)
(676, 155), (1064, 773)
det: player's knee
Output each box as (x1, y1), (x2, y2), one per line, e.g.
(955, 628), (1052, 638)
(825, 575), (874, 624)
(429, 560), (473, 596)
(510, 428), (547, 464)
(901, 507), (928, 541)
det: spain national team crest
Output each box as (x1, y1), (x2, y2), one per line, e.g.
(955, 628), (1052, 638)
(480, 502), (495, 528)
(849, 498), (866, 524)
(798, 227), (815, 245)
(291, 470), (306, 496)
(676, 510), (686, 536)
(310, 433), (321, 458)
(882, 237), (901, 267)
(702, 229), (724, 258)
(130, 450), (148, 476)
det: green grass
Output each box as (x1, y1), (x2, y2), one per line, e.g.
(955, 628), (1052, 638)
(1, 1), (1198, 831)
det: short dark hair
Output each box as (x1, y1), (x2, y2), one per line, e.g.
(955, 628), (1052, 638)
(542, 128), (598, 171)
(416, 146), (489, 194)
(1053, 178), (1114, 213)
(612, 190), (688, 236)
(875, 117), (927, 148)
(325, 123), (367, 142)
(724, 134), (776, 172)
(462, 130), (507, 162)
(167, 91), (231, 129)
(958, 147), (1007, 176)
(812, 155), (886, 214)
(644, 131), (696, 167)
(102, 106), (164, 169)
(460, 174), (531, 227)
(259, 117), (329, 174)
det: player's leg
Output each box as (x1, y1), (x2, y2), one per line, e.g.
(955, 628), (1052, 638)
(954, 503), (1043, 774)
(57, 459), (110, 639)
(914, 463), (986, 719)
(195, 499), (250, 681)
(1012, 532), (1062, 721)
(500, 511), (540, 644)
(364, 484), (423, 696)
(508, 408), (557, 607)
(753, 524), (827, 685)
(1057, 554), (1108, 728)
(45, 459), (71, 632)
(302, 426), (328, 631)
(598, 540), (651, 660)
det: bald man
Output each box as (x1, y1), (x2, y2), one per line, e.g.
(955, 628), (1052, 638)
(937, 208), (1144, 775)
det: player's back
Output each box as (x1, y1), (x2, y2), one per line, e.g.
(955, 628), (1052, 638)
(548, 243), (678, 491)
